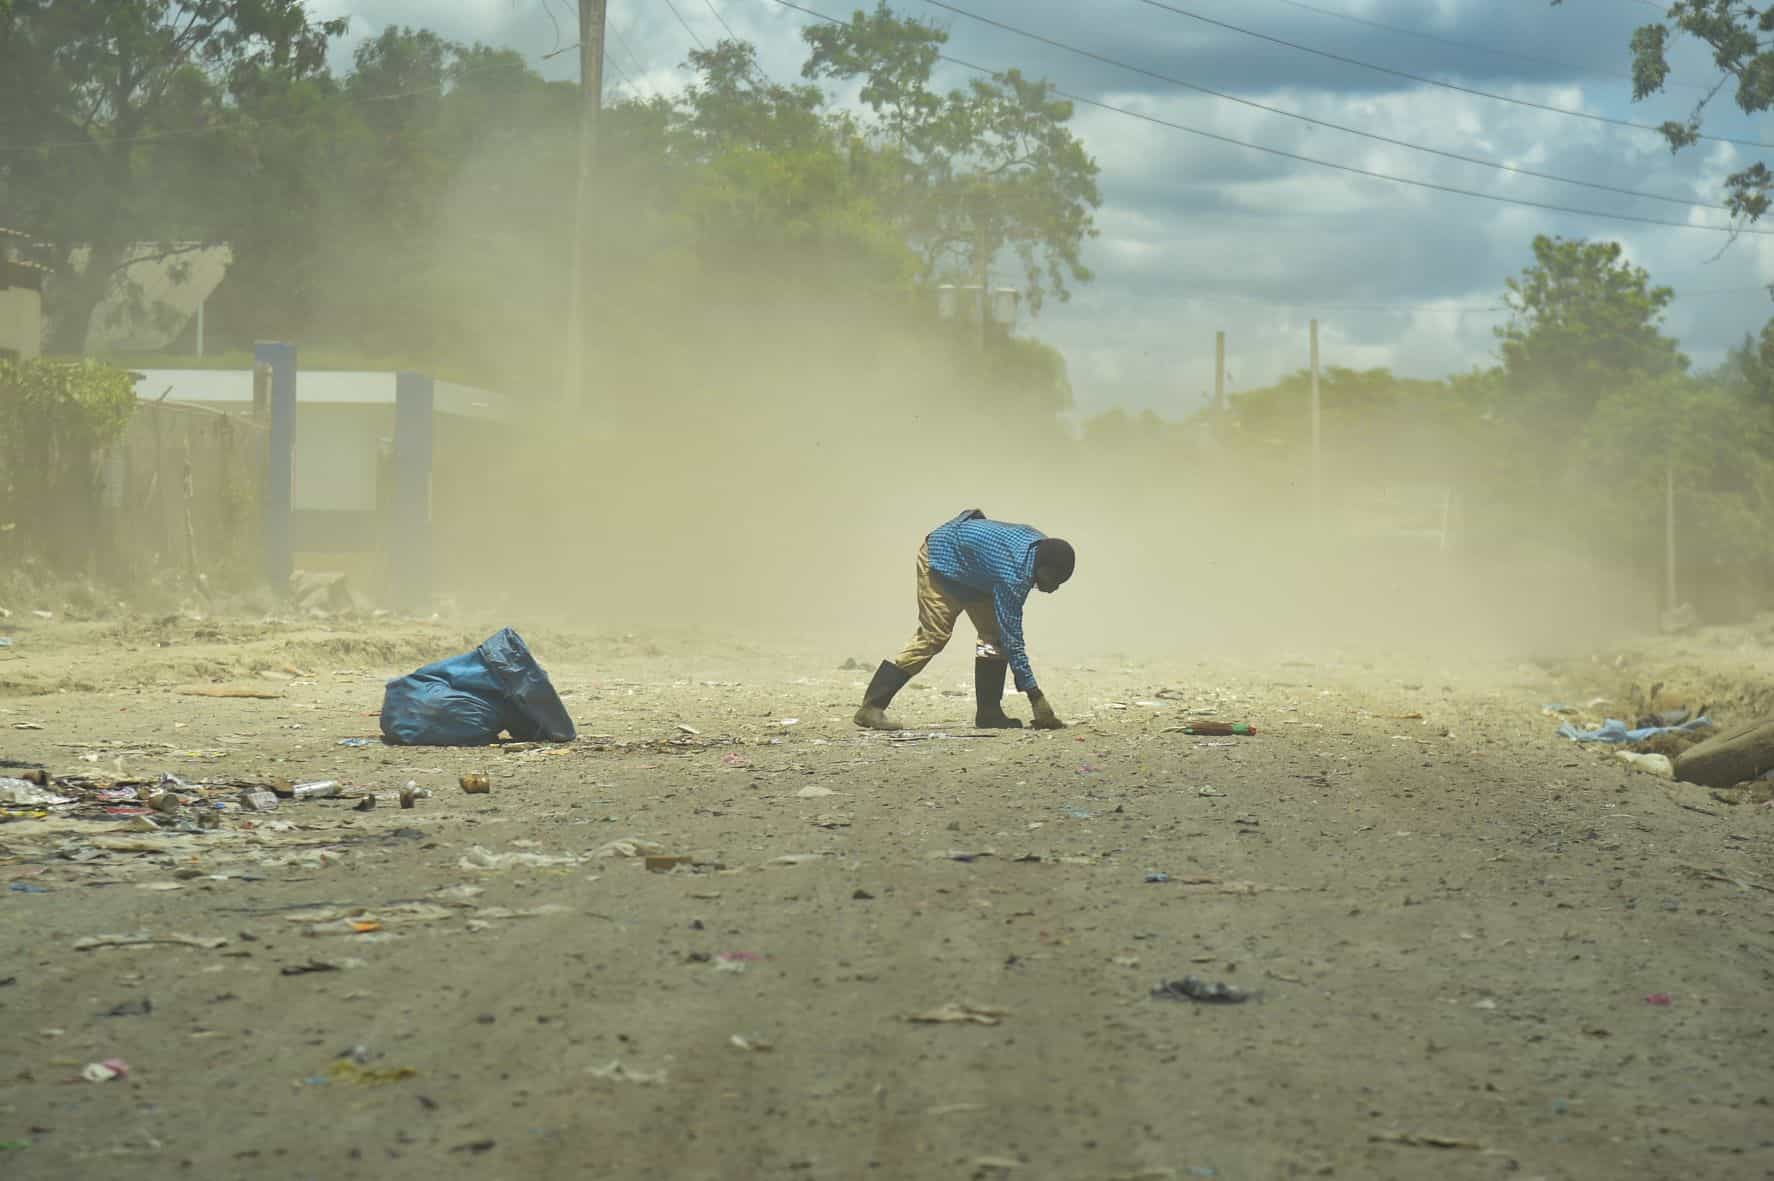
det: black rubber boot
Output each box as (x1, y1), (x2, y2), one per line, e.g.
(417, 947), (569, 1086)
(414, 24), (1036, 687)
(974, 658), (1024, 729)
(854, 660), (912, 730)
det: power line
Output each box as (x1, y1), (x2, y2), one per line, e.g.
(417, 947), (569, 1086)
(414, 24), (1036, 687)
(607, 26), (654, 84)
(1128, 0), (1774, 150)
(703, 0), (742, 41)
(920, 0), (1724, 211)
(660, 0), (707, 49)
(763, 0), (1774, 237)
(1261, 0), (1707, 93)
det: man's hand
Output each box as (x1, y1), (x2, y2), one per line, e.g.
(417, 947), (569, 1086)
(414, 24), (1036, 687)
(1028, 690), (1065, 730)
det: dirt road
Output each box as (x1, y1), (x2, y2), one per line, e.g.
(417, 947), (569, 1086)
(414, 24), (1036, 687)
(1, 613), (1770, 1180)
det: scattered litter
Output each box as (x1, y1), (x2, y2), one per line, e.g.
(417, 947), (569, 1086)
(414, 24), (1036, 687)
(338, 738), (377, 748)
(325, 1058), (416, 1086)
(1645, 993), (1673, 1007)
(592, 837), (665, 859)
(280, 961), (345, 976)
(1169, 722), (1255, 737)
(795, 785), (835, 799)
(9, 882), (48, 893)
(74, 932), (227, 951)
(972, 1158), (1023, 1173)
(1558, 716), (1712, 744)
(906, 1003), (1007, 1025)
(586, 1059), (665, 1085)
(729, 1034), (773, 1052)
(778, 718), (800, 727)
(352, 795), (375, 812)
(81, 1058), (130, 1083)
(291, 780), (341, 801)
(886, 731), (1000, 743)
(1151, 976), (1250, 1004)
(1144, 871), (1170, 884)
(237, 789), (279, 813)
(0, 777), (74, 806)
(677, 724), (701, 736)
(459, 772), (490, 795)
(1368, 1132), (1481, 1150)
(458, 846), (583, 871)
(101, 998), (152, 1018)
(1197, 785), (1222, 797)
(380, 628), (576, 747)
(1615, 750), (1674, 778)
(767, 853), (825, 866)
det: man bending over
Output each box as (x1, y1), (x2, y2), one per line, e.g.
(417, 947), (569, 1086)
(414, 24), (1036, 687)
(854, 508), (1074, 732)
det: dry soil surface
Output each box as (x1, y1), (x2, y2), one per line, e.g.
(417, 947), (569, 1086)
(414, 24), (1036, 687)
(1, 613), (1771, 1181)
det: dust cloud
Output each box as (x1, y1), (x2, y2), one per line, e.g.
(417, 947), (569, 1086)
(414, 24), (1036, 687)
(459, 296), (1656, 681)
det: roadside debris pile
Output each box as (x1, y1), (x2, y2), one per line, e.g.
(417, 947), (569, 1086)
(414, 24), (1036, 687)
(0, 768), (426, 827)
(1550, 695), (1774, 800)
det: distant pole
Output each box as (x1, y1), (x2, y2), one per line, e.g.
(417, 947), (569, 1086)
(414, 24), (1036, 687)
(1214, 330), (1226, 437)
(254, 341), (296, 589)
(1214, 331), (1225, 412)
(564, 0), (607, 414)
(195, 298), (205, 358)
(977, 228), (990, 353)
(1665, 459), (1678, 610)
(1309, 318), (1321, 525)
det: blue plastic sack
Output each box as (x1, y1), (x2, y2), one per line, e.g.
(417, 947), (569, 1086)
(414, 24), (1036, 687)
(380, 628), (576, 746)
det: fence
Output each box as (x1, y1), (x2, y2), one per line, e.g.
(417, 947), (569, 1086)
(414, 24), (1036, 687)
(99, 399), (265, 584)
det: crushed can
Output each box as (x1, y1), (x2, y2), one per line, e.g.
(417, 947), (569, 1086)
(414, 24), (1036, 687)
(238, 789), (279, 813)
(459, 773), (490, 795)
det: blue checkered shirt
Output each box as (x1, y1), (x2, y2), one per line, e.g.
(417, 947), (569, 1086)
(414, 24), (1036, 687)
(926, 511), (1045, 694)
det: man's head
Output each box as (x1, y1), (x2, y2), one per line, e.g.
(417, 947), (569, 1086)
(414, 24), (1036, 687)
(1033, 538), (1075, 593)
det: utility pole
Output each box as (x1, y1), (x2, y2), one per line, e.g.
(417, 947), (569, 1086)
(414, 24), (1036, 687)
(1213, 330), (1226, 440)
(1665, 459), (1678, 611)
(1309, 318), (1321, 526)
(564, 0), (607, 414)
(976, 228), (990, 354)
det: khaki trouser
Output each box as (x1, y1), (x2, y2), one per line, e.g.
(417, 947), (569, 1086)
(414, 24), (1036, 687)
(893, 540), (1002, 675)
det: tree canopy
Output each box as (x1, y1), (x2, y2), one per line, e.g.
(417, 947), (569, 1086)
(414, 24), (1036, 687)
(1496, 235), (1687, 411)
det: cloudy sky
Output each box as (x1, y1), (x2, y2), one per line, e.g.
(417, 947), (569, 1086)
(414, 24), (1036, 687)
(308, 0), (1774, 417)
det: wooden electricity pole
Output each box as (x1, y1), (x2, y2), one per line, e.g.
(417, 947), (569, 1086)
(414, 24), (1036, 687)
(1309, 318), (1321, 526)
(1665, 460), (1678, 611)
(564, 0), (607, 413)
(1214, 330), (1226, 439)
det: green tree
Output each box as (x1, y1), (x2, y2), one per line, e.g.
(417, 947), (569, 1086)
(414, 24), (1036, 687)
(1497, 235), (1687, 411)
(0, 1), (345, 354)
(801, 3), (1101, 313)
(1614, 1), (1774, 222)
